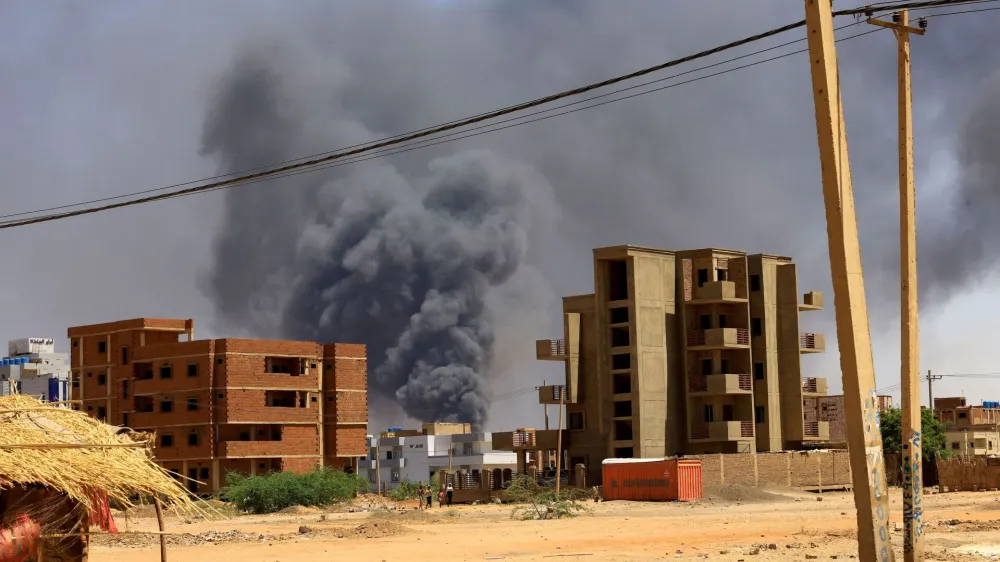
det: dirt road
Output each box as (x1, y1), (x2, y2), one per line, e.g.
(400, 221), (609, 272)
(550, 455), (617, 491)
(92, 487), (1000, 561)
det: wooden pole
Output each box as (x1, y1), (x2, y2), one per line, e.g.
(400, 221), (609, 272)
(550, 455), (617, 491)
(554, 389), (564, 500)
(152, 497), (167, 562)
(375, 440), (381, 496)
(805, 1), (893, 560)
(543, 380), (550, 431)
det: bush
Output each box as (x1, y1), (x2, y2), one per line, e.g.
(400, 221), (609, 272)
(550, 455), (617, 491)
(503, 475), (589, 520)
(221, 467), (368, 514)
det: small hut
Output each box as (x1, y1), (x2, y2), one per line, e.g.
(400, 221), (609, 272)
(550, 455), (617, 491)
(0, 394), (193, 561)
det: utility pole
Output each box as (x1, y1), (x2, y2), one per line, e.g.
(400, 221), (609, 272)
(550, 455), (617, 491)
(804, 1), (893, 561)
(867, 10), (927, 560)
(554, 388), (564, 500)
(544, 380), (550, 431)
(927, 370), (942, 408)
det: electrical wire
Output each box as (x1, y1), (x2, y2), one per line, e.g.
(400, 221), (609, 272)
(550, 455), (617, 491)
(0, 0), (987, 229)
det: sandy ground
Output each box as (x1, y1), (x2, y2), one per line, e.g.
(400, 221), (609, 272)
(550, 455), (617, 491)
(89, 487), (1000, 561)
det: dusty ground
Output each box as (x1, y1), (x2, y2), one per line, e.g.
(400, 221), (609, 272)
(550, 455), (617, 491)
(90, 488), (1000, 561)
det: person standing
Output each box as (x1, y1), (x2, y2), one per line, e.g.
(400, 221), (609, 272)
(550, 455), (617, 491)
(417, 485), (425, 511)
(446, 482), (454, 506)
(425, 485), (433, 509)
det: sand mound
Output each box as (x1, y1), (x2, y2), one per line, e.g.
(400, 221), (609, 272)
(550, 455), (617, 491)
(339, 520), (410, 539)
(703, 484), (789, 503)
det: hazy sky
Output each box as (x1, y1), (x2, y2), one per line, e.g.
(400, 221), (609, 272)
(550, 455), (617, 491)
(2, 1), (999, 431)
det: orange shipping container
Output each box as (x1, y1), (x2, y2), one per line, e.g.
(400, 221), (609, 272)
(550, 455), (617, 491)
(601, 457), (703, 502)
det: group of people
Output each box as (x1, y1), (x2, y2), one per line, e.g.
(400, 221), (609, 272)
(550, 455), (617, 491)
(416, 483), (454, 510)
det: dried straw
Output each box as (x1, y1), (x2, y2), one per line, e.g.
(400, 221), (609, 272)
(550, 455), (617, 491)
(0, 395), (193, 511)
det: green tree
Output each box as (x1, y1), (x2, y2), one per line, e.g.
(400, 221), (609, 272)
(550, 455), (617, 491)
(879, 407), (949, 460)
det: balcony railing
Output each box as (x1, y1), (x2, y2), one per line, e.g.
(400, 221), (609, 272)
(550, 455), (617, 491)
(513, 430), (536, 448)
(804, 421), (821, 438)
(536, 339), (566, 361)
(690, 421), (754, 441)
(799, 333), (825, 352)
(688, 375), (708, 393)
(687, 328), (750, 348)
(740, 421), (754, 437)
(689, 374), (752, 394)
(802, 377), (818, 393)
(691, 422), (710, 440)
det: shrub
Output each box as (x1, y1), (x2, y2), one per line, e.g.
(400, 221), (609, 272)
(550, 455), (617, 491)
(221, 467), (368, 514)
(503, 474), (589, 520)
(387, 479), (438, 501)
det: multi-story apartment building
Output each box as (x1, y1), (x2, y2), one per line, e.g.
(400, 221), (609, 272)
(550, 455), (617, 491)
(68, 318), (368, 494)
(0, 338), (71, 403)
(361, 422), (516, 492)
(804, 394), (893, 444)
(935, 397), (1000, 456)
(525, 245), (827, 481)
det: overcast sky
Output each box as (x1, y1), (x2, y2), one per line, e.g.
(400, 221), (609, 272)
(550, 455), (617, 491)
(2, 0), (999, 431)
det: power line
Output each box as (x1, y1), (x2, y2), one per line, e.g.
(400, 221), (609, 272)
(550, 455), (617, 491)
(0, 0), (985, 229)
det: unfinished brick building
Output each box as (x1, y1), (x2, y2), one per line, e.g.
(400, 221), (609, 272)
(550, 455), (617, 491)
(67, 318), (367, 494)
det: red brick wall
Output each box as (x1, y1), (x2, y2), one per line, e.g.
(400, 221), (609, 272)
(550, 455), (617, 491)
(218, 353), (320, 389)
(334, 391), (367, 424)
(220, 389), (318, 423)
(282, 457), (319, 474)
(328, 426), (367, 457)
(152, 424), (214, 460)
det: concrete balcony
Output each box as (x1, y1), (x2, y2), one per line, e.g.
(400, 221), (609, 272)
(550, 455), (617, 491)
(801, 377), (828, 395)
(688, 281), (748, 305)
(799, 333), (826, 354)
(687, 328), (750, 350)
(383, 457), (407, 469)
(799, 291), (824, 312)
(690, 421), (755, 442)
(803, 421), (830, 441)
(535, 339), (566, 361)
(689, 374), (753, 395)
(538, 384), (569, 405)
(491, 428), (565, 451)
(358, 459), (377, 470)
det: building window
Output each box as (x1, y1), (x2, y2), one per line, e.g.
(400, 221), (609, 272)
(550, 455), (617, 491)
(611, 353), (631, 371)
(71, 374), (79, 389)
(463, 443), (474, 455)
(386, 451), (393, 460)
(703, 405), (715, 422)
(697, 268), (708, 287)
(187, 397), (199, 411)
(755, 406), (765, 424)
(73, 341), (78, 348)
(952, 442), (960, 450)
(614, 447), (634, 459)
(188, 364), (198, 378)
(716, 268), (728, 282)
(160, 365), (172, 379)
(122, 380), (129, 399)
(97, 407), (107, 421)
(612, 373), (632, 394)
(121, 346), (129, 365)
(751, 318), (763, 337)
(613, 401), (632, 418)
(161, 434), (174, 447)
(610, 307), (629, 324)
(750, 274), (761, 292)
(958, 412), (968, 419)
(160, 400), (173, 413)
(199, 467), (209, 480)
(610, 326), (630, 347)
(569, 412), (586, 430)
(753, 363), (765, 380)
(613, 420), (633, 441)
(608, 259), (629, 301)
(188, 433), (199, 446)
(96, 372), (107, 386)
(97, 341), (107, 354)
(699, 314), (712, 330)
(701, 358), (713, 376)
(122, 413), (129, 427)
(391, 471), (400, 482)
(217, 358), (223, 365)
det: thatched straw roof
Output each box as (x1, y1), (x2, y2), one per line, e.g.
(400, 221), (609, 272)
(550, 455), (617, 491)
(0, 395), (193, 510)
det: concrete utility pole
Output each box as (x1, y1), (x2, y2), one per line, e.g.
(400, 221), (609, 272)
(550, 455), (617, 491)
(804, 1), (893, 561)
(554, 389), (564, 499)
(926, 370), (942, 408)
(867, 10), (928, 560)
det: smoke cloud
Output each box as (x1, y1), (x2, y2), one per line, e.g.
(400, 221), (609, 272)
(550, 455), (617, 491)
(200, 47), (556, 428)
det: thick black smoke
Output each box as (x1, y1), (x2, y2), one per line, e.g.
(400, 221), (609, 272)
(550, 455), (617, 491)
(200, 48), (555, 428)
(917, 76), (1000, 302)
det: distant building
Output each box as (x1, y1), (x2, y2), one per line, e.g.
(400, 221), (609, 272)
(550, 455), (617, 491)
(934, 397), (1000, 456)
(803, 394), (893, 444)
(362, 422), (516, 492)
(67, 318), (368, 494)
(0, 338), (70, 404)
(494, 245), (829, 485)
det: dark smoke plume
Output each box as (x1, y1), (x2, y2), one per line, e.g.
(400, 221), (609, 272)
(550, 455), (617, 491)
(200, 48), (555, 428)
(918, 76), (1000, 302)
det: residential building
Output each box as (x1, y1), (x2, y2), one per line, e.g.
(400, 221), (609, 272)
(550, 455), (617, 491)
(803, 394), (894, 444)
(361, 422), (516, 492)
(67, 318), (368, 494)
(499, 246), (827, 484)
(0, 338), (70, 404)
(934, 397), (1000, 456)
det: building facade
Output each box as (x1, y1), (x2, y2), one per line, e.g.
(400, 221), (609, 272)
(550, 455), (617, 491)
(803, 394), (893, 444)
(67, 318), (368, 494)
(362, 423), (516, 492)
(527, 246), (828, 481)
(0, 338), (70, 404)
(935, 397), (1000, 456)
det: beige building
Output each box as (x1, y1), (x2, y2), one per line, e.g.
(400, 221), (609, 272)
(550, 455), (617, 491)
(526, 245), (827, 480)
(935, 397), (1000, 457)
